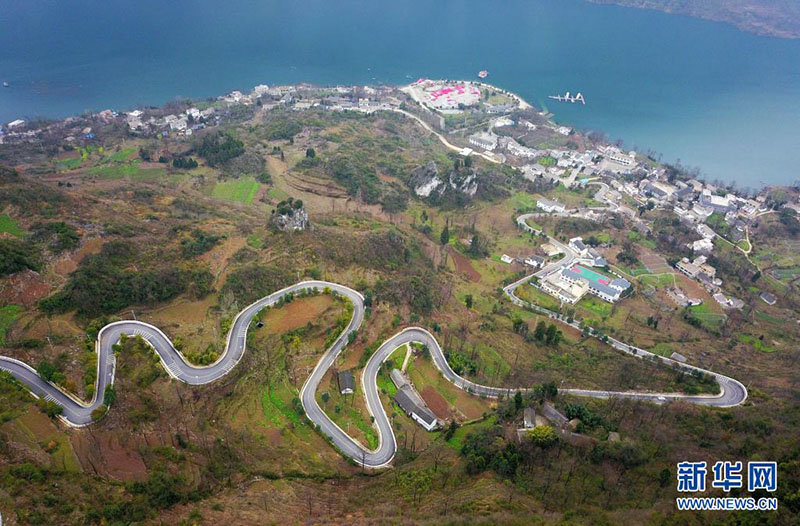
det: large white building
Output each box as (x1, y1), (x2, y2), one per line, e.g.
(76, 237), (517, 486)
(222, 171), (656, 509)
(697, 224), (716, 239)
(468, 132), (498, 151)
(560, 267), (631, 303)
(600, 145), (635, 166)
(700, 190), (734, 213)
(537, 198), (566, 214)
(690, 238), (715, 254)
(541, 265), (630, 304)
(541, 271), (589, 304)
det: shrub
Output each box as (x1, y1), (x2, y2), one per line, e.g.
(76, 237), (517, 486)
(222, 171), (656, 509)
(32, 222), (80, 253)
(91, 404), (108, 421)
(197, 132), (244, 167)
(172, 157), (198, 169)
(0, 238), (40, 276)
(527, 425), (558, 448)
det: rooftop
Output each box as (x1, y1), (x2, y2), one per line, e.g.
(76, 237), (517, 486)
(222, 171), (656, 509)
(337, 370), (355, 393)
(394, 389), (437, 426)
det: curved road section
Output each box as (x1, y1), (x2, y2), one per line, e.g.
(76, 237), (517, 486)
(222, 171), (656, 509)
(1, 271), (747, 468)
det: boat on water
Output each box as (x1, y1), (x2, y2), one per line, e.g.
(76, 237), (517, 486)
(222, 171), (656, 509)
(548, 91), (585, 104)
(2, 82), (8, 88)
(478, 70), (488, 79)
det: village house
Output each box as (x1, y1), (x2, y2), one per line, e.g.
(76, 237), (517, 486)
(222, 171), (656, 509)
(536, 198), (566, 214)
(760, 291), (777, 305)
(690, 238), (714, 254)
(468, 132), (498, 151)
(253, 84), (270, 96)
(700, 190), (734, 214)
(390, 369), (438, 431)
(540, 243), (563, 257)
(337, 370), (354, 395)
(540, 271), (589, 304)
(524, 255), (546, 268)
(697, 224), (716, 239)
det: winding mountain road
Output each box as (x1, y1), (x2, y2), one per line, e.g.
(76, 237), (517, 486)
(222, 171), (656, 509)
(1, 225), (747, 468)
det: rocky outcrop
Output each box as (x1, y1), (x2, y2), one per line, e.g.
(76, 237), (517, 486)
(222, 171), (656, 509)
(408, 161), (479, 199)
(448, 170), (478, 196)
(409, 161), (444, 197)
(270, 197), (310, 231)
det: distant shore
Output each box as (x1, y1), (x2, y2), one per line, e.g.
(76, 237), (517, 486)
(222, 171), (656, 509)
(588, 0), (800, 40)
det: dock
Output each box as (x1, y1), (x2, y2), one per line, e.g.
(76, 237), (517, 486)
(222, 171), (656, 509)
(548, 91), (585, 104)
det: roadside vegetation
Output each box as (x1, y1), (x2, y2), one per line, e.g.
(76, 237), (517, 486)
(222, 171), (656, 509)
(1, 95), (799, 525)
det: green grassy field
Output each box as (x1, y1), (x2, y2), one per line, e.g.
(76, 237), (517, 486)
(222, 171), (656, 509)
(649, 342), (675, 357)
(267, 186), (290, 201)
(54, 156), (83, 170)
(56, 146), (103, 170)
(627, 230), (656, 249)
(686, 302), (727, 331)
(376, 367), (398, 398)
(376, 346), (407, 398)
(317, 380), (378, 449)
(577, 296), (612, 319)
(108, 148), (136, 162)
(446, 416), (496, 451)
(246, 234), (264, 249)
(639, 274), (674, 289)
(89, 162), (166, 180)
(0, 214), (24, 236)
(212, 178), (261, 203)
(592, 232), (611, 244)
(738, 334), (777, 353)
(485, 91), (513, 105)
(261, 381), (310, 437)
(510, 191), (536, 211)
(614, 260), (650, 277)
(755, 310), (784, 324)
(517, 283), (561, 311)
(0, 304), (23, 345)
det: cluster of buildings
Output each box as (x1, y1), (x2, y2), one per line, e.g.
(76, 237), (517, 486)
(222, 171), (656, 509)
(0, 109), (125, 145)
(0, 119), (33, 144)
(498, 142), (637, 187)
(631, 174), (766, 231)
(675, 255), (742, 309)
(667, 286), (703, 308)
(119, 82), (405, 139)
(540, 263), (631, 305)
(568, 237), (607, 267)
(407, 79), (482, 111)
(468, 131), (498, 151)
(676, 254), (718, 284)
(520, 234), (628, 306)
(126, 106), (216, 137)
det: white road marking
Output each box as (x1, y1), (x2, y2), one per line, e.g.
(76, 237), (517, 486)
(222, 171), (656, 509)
(0, 274), (746, 468)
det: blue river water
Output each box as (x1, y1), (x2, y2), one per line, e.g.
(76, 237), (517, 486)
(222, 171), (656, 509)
(1, 0), (799, 187)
